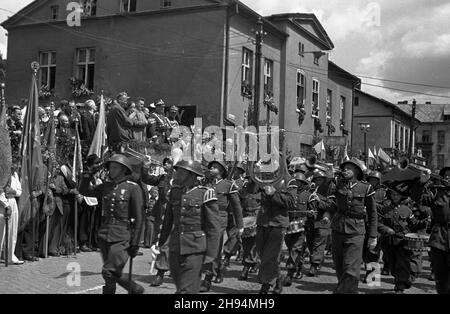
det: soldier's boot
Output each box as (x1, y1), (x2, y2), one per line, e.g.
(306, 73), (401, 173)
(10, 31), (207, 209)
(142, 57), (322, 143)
(381, 266), (390, 276)
(118, 277), (145, 294)
(213, 268), (224, 284)
(259, 283), (271, 294)
(273, 276), (284, 294)
(222, 255), (231, 268)
(238, 267), (249, 281)
(235, 250), (243, 262)
(294, 265), (303, 279)
(200, 274), (213, 293)
(151, 270), (165, 287)
(307, 265), (318, 277)
(283, 269), (295, 287)
(249, 266), (258, 273)
(102, 283), (116, 294)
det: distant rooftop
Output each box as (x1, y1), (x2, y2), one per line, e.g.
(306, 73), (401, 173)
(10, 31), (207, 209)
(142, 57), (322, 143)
(396, 103), (450, 123)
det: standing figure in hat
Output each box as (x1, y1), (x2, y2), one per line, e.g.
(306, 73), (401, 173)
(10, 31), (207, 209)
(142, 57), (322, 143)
(79, 154), (144, 294)
(158, 160), (221, 294)
(378, 185), (428, 293)
(149, 99), (171, 145)
(418, 166), (450, 294)
(200, 160), (243, 292)
(305, 169), (335, 278)
(329, 158), (378, 294)
(167, 105), (181, 144)
(106, 92), (148, 153)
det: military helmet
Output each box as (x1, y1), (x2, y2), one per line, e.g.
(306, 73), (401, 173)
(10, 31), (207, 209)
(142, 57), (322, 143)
(340, 158), (366, 180)
(312, 170), (327, 181)
(235, 162), (246, 173)
(105, 154), (132, 174)
(156, 99), (165, 106)
(293, 172), (309, 184)
(170, 105), (178, 112)
(208, 160), (228, 177)
(439, 166), (450, 178)
(366, 170), (382, 181)
(294, 163), (308, 173)
(174, 160), (204, 177)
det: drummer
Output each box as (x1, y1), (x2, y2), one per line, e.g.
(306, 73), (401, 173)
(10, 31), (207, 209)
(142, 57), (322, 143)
(378, 185), (429, 293)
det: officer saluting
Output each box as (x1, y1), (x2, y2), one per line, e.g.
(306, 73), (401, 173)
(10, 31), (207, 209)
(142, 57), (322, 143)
(79, 154), (144, 294)
(158, 160), (221, 294)
(329, 158), (377, 294)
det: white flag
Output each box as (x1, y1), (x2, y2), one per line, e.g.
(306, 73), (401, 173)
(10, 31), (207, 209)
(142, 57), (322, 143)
(368, 148), (375, 160)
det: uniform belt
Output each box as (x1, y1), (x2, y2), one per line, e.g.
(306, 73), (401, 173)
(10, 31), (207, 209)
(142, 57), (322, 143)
(179, 225), (203, 232)
(339, 211), (366, 219)
(104, 217), (129, 227)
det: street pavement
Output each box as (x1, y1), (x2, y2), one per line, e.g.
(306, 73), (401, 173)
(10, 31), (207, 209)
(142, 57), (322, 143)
(0, 248), (437, 294)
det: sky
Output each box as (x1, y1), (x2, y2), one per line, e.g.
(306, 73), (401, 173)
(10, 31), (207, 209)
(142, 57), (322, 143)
(1, 0), (450, 104)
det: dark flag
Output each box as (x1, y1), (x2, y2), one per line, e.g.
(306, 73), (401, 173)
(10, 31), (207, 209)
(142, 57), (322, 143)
(19, 70), (44, 231)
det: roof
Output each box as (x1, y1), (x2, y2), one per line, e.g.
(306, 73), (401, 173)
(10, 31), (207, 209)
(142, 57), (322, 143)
(328, 61), (361, 86)
(266, 13), (334, 50)
(396, 103), (450, 123)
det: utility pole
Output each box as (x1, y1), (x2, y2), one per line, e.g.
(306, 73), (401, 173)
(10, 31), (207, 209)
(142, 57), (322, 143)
(252, 17), (263, 130)
(409, 99), (416, 161)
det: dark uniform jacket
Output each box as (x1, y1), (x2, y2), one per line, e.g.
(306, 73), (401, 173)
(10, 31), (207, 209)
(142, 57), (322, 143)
(52, 173), (73, 216)
(79, 172), (144, 246)
(256, 178), (297, 228)
(210, 178), (244, 230)
(148, 112), (171, 142)
(330, 178), (377, 237)
(80, 111), (96, 143)
(422, 187), (450, 252)
(307, 183), (335, 229)
(106, 103), (147, 147)
(159, 185), (221, 263)
(240, 180), (261, 217)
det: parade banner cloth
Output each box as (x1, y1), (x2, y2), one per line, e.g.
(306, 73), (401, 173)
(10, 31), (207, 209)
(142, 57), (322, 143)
(88, 94), (106, 158)
(19, 73), (44, 230)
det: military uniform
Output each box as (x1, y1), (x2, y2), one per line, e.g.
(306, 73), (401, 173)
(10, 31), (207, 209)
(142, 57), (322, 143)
(256, 178), (297, 293)
(378, 196), (428, 292)
(420, 167), (450, 294)
(158, 185), (221, 294)
(306, 182), (335, 275)
(148, 112), (171, 144)
(79, 171), (144, 294)
(7, 116), (23, 166)
(330, 171), (377, 294)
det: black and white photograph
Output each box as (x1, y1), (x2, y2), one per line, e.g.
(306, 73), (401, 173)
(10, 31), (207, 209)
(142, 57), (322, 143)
(0, 0), (449, 296)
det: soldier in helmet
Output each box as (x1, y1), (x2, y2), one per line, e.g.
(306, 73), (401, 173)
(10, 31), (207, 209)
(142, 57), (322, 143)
(78, 154), (144, 294)
(200, 160), (244, 292)
(282, 172), (311, 286)
(328, 158), (378, 294)
(158, 160), (221, 294)
(305, 169), (335, 277)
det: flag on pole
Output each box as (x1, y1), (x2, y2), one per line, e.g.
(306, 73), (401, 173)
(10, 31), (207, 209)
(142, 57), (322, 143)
(368, 148), (375, 160)
(73, 122), (83, 182)
(378, 147), (391, 164)
(88, 94), (107, 158)
(314, 140), (325, 159)
(19, 70), (45, 231)
(343, 142), (350, 162)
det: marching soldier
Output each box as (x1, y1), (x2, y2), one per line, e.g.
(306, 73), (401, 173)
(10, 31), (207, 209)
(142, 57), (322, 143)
(378, 186), (429, 293)
(329, 158), (378, 294)
(158, 160), (221, 294)
(237, 176), (261, 281)
(79, 154), (144, 294)
(256, 177), (297, 294)
(305, 170), (334, 277)
(200, 160), (243, 292)
(419, 166), (450, 294)
(282, 172), (311, 286)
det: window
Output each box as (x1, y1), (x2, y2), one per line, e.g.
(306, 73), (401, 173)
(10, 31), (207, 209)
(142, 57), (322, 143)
(263, 59), (273, 96)
(340, 96), (346, 125)
(121, 0), (137, 13)
(76, 48), (95, 90)
(161, 0), (172, 8)
(50, 5), (59, 20)
(39, 51), (56, 90)
(438, 130), (445, 145)
(314, 54), (319, 65)
(311, 79), (319, 117)
(400, 126), (404, 151)
(298, 42), (305, 56)
(444, 115), (450, 121)
(80, 0), (97, 16)
(326, 89), (332, 119)
(422, 130), (431, 143)
(300, 143), (313, 157)
(405, 128), (410, 151)
(296, 71), (305, 106)
(394, 123), (399, 148)
(437, 154), (445, 169)
(354, 96), (359, 107)
(241, 48), (253, 98)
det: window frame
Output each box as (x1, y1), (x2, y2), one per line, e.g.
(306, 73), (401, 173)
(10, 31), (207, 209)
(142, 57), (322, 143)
(75, 48), (96, 90)
(296, 70), (306, 107)
(326, 89), (332, 120)
(121, 0), (137, 13)
(311, 78), (320, 118)
(50, 5), (59, 20)
(241, 48), (253, 98)
(422, 130), (431, 143)
(80, 0), (97, 16)
(263, 58), (273, 96)
(161, 0), (172, 8)
(437, 130), (445, 145)
(39, 51), (57, 90)
(298, 42), (305, 57)
(437, 154), (445, 169)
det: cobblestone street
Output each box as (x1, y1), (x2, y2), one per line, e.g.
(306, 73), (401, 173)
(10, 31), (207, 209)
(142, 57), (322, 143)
(0, 248), (437, 294)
